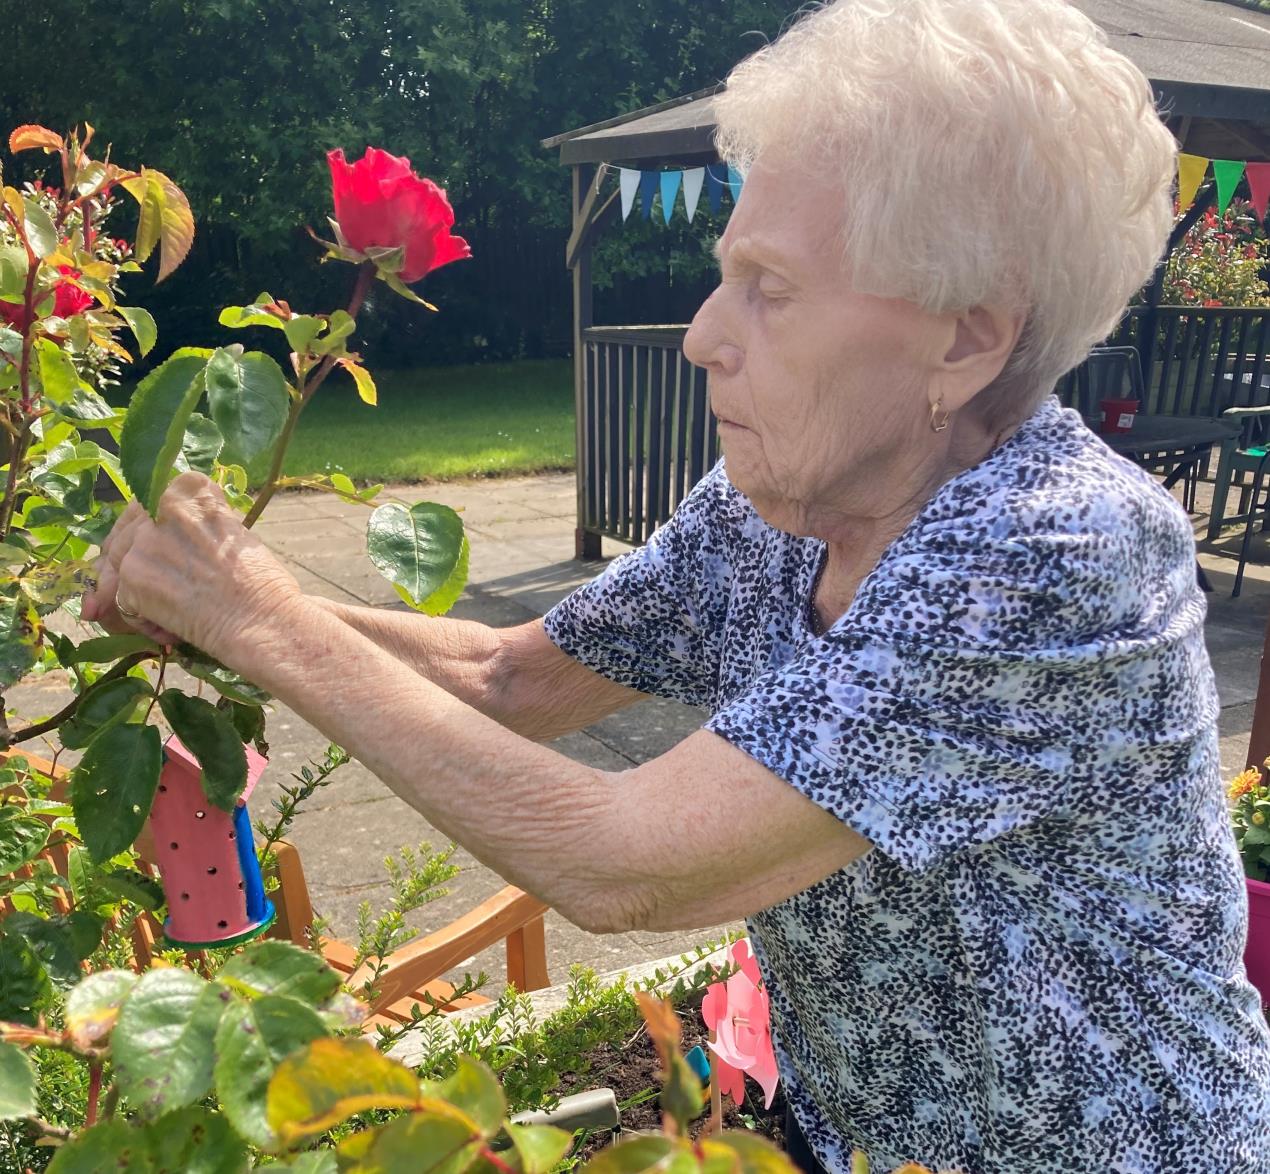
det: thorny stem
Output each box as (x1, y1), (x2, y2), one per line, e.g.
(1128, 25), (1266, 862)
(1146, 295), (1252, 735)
(84, 1062), (102, 1126)
(0, 206), (41, 542)
(243, 262), (376, 528)
(142, 651), (168, 722)
(7, 651), (155, 746)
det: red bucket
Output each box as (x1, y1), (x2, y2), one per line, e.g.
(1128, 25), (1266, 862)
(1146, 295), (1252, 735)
(1099, 398), (1139, 435)
(1245, 877), (1270, 1006)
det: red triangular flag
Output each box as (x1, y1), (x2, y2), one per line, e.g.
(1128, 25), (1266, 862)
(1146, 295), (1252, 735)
(1248, 163), (1270, 225)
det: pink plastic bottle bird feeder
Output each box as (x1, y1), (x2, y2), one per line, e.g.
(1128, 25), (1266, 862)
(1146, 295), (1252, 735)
(146, 735), (275, 949)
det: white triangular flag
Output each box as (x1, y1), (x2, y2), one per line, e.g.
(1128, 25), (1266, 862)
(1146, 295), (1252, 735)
(682, 168), (704, 223)
(619, 168), (640, 221)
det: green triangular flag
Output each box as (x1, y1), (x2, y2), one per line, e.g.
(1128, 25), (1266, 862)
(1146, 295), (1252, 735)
(1213, 159), (1247, 215)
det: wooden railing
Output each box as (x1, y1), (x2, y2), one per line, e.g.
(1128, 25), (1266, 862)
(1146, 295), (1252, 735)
(578, 308), (1270, 550)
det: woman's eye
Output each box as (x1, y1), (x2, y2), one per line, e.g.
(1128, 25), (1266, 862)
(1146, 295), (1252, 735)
(757, 283), (789, 302)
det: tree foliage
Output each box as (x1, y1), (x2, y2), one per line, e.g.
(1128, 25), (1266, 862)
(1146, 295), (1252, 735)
(3, 0), (799, 364)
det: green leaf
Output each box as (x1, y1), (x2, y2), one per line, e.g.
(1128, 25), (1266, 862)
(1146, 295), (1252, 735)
(282, 315), (323, 355)
(59, 676), (153, 750)
(3, 911), (99, 988)
(0, 929), (51, 1024)
(97, 867), (165, 912)
(707, 1132), (797, 1172)
(113, 968), (228, 1120)
(70, 723), (162, 862)
(158, 690), (247, 812)
(0, 807), (49, 873)
(119, 168), (194, 283)
(217, 303), (286, 331)
(178, 653), (271, 705)
(337, 358), (376, 406)
(0, 592), (41, 689)
(352, 1112), (482, 1172)
(180, 412), (224, 475)
(64, 633), (159, 663)
(274, 1154), (338, 1173)
(21, 558), (92, 614)
(217, 941), (342, 1004)
(214, 994), (329, 1149)
(311, 310), (356, 357)
(0, 1040), (35, 1122)
(582, 1135), (680, 1174)
(47, 1119), (153, 1173)
(117, 306), (157, 358)
(119, 347), (213, 515)
(432, 1056), (505, 1138)
(204, 347), (290, 468)
(145, 1105), (250, 1174)
(379, 269), (438, 310)
(21, 197), (58, 258)
(51, 385), (120, 426)
(366, 503), (466, 612)
(505, 1124), (572, 1174)
(35, 338), (83, 405)
(221, 697), (266, 749)
(65, 968), (139, 1050)
(266, 1038), (421, 1149)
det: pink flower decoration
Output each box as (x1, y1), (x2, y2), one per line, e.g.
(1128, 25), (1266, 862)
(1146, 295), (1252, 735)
(701, 938), (779, 1109)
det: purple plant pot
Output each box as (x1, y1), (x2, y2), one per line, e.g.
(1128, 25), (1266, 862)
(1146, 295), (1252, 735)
(1245, 877), (1270, 1007)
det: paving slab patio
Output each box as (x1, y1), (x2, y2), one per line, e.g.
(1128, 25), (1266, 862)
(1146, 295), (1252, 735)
(7, 464), (1270, 997)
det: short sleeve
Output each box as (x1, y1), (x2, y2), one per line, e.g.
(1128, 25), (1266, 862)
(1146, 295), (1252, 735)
(543, 461), (740, 707)
(703, 501), (1204, 875)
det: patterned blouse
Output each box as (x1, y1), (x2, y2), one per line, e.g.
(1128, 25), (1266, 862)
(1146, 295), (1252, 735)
(544, 397), (1270, 1172)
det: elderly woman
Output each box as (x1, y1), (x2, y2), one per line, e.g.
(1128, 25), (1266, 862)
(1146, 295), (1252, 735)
(84, 0), (1270, 1168)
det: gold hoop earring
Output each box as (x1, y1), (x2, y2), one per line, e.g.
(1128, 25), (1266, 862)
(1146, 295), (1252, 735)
(929, 396), (949, 433)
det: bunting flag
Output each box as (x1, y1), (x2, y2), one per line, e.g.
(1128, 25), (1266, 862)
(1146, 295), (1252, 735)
(638, 169), (659, 220)
(618, 167), (640, 221)
(683, 167), (705, 223)
(706, 166), (725, 214)
(1178, 153), (1209, 213)
(1213, 159), (1247, 215)
(659, 170), (682, 225)
(727, 165), (744, 203)
(1248, 163), (1270, 225)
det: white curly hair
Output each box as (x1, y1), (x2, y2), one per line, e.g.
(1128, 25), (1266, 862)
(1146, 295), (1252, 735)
(713, 0), (1178, 398)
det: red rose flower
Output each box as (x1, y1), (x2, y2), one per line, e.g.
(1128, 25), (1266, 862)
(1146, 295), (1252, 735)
(0, 267), (93, 332)
(327, 147), (471, 283)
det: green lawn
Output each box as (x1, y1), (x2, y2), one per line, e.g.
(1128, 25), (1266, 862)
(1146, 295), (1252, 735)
(274, 358), (575, 483)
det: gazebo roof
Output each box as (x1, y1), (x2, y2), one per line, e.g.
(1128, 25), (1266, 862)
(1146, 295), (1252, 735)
(544, 0), (1270, 167)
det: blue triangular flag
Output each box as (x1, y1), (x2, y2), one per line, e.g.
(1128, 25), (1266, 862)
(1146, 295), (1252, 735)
(638, 170), (659, 220)
(705, 166), (725, 214)
(618, 168), (640, 221)
(727, 165), (744, 203)
(659, 170), (682, 225)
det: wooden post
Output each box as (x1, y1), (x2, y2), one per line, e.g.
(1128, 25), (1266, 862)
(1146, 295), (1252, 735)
(1247, 606), (1270, 771)
(571, 164), (603, 561)
(506, 913), (550, 992)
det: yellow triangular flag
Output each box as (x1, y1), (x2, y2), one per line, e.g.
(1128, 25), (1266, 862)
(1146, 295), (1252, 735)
(1177, 153), (1210, 212)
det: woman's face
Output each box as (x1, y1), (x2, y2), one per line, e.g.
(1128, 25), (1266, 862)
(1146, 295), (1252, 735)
(683, 161), (951, 537)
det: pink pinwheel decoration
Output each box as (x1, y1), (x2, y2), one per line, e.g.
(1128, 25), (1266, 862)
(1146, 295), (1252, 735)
(701, 938), (780, 1109)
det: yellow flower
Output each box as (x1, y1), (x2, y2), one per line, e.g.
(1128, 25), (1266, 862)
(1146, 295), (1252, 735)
(1229, 767), (1262, 801)
(1256, 812), (1268, 827)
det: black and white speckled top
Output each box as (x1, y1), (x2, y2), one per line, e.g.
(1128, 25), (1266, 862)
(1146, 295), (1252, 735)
(544, 396), (1270, 1172)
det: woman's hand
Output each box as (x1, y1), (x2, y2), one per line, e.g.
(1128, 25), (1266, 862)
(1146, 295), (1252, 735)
(81, 472), (302, 663)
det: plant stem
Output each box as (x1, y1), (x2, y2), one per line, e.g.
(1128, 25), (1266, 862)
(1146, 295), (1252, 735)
(100, 1083), (120, 1121)
(85, 1062), (102, 1126)
(243, 261), (375, 528)
(7, 651), (155, 746)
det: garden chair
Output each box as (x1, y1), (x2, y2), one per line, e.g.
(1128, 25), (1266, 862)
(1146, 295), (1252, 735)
(1207, 406), (1270, 598)
(1206, 352), (1270, 541)
(1, 751), (551, 1028)
(1075, 345), (1148, 420)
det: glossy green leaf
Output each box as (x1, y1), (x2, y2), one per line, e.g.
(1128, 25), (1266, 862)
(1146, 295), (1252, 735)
(0, 592), (41, 688)
(266, 1038), (421, 1149)
(379, 269), (437, 310)
(214, 993), (329, 1149)
(0, 929), (51, 1024)
(366, 502), (465, 612)
(65, 968), (139, 1051)
(145, 1105), (250, 1174)
(119, 168), (194, 282)
(158, 690), (247, 811)
(117, 305), (157, 358)
(505, 1123), (572, 1174)
(70, 722), (162, 862)
(312, 310), (355, 356)
(97, 866), (165, 911)
(119, 347), (212, 514)
(177, 653), (271, 705)
(34, 338), (83, 405)
(282, 315), (323, 355)
(707, 1130), (801, 1172)
(3, 910), (99, 987)
(180, 412), (224, 475)
(113, 968), (228, 1119)
(218, 302), (286, 331)
(582, 1136), (690, 1174)
(0, 1040), (35, 1122)
(64, 633), (159, 663)
(53, 385), (122, 427)
(21, 197), (58, 257)
(217, 940), (342, 1004)
(47, 1119), (153, 1173)
(275, 1154), (338, 1173)
(0, 807), (49, 873)
(59, 676), (153, 750)
(204, 347), (289, 468)
(433, 1056), (505, 1138)
(350, 1111), (482, 1173)
(221, 697), (266, 749)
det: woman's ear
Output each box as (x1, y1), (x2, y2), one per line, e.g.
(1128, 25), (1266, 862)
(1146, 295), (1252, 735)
(936, 304), (1025, 412)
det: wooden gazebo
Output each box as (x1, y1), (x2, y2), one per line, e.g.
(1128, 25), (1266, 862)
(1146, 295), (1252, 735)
(544, 0), (1270, 560)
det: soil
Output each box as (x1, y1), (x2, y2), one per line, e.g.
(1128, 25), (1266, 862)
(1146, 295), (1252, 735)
(554, 1011), (787, 1161)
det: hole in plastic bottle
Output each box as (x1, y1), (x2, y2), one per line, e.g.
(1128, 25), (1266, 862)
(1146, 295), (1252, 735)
(228, 831), (235, 841)
(237, 881), (244, 890)
(207, 867), (217, 876)
(194, 811), (206, 820)
(158, 784), (167, 793)
(180, 892), (190, 901)
(170, 842), (178, 851)
(217, 920), (228, 929)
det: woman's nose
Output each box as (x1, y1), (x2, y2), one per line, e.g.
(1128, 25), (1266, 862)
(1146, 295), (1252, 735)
(683, 289), (743, 378)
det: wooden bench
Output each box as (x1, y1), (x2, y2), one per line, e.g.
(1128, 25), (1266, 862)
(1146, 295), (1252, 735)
(2, 751), (550, 1026)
